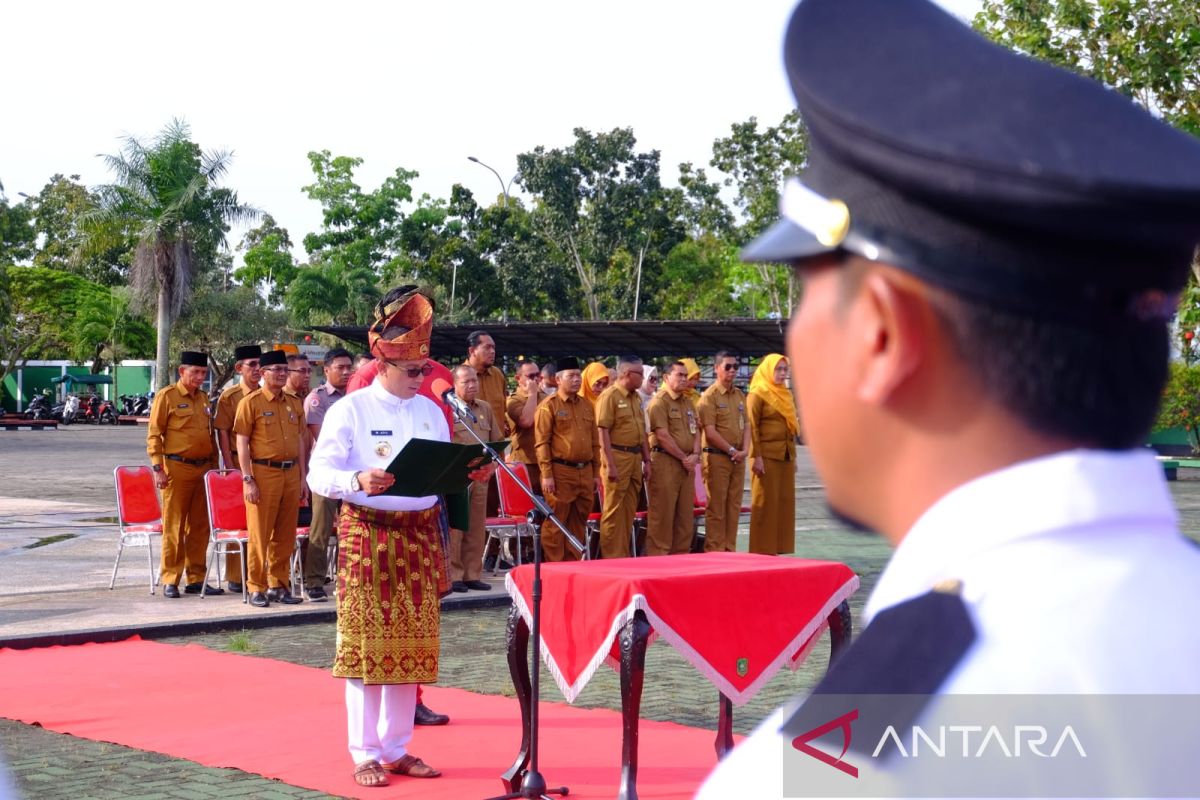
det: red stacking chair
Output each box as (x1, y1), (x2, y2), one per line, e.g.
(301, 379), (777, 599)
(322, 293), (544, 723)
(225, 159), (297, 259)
(584, 480), (605, 559)
(292, 522), (310, 598)
(111, 465), (164, 594)
(488, 463), (537, 575)
(202, 469), (250, 602)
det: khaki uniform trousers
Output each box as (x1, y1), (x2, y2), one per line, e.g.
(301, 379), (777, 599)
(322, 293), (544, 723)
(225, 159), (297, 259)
(245, 466), (301, 593)
(541, 463), (593, 562)
(703, 454), (744, 553)
(749, 457), (796, 555)
(159, 460), (211, 586)
(304, 492), (337, 589)
(451, 479), (489, 582)
(599, 450), (642, 559)
(646, 452), (695, 556)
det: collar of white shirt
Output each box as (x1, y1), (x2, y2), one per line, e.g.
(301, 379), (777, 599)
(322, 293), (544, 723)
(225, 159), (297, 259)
(367, 377), (420, 410)
(864, 448), (1177, 624)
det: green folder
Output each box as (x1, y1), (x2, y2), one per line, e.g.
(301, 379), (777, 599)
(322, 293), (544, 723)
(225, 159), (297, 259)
(380, 437), (509, 497)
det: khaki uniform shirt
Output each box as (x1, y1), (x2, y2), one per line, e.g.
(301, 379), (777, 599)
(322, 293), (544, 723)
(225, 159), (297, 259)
(595, 384), (647, 449)
(214, 382), (255, 434)
(506, 388), (542, 464)
(452, 397), (498, 447)
(232, 385), (304, 461)
(146, 380), (215, 466)
(465, 363), (508, 437)
(535, 393), (600, 474)
(747, 393), (795, 462)
(697, 383), (747, 451)
(647, 388), (698, 453)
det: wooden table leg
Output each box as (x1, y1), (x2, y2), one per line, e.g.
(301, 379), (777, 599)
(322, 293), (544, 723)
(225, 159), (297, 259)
(715, 692), (734, 759)
(501, 603), (532, 794)
(618, 610), (652, 800)
(828, 600), (853, 662)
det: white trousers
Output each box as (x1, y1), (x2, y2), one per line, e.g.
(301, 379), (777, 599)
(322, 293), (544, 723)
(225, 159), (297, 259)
(345, 679), (418, 764)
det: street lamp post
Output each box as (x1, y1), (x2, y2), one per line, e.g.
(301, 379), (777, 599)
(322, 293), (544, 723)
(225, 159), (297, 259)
(467, 156), (517, 207)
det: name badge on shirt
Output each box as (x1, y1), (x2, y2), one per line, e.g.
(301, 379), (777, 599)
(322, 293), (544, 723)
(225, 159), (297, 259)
(263, 411), (274, 417)
(177, 403), (189, 408)
(687, 409), (697, 435)
(371, 430), (393, 436)
(557, 410), (569, 418)
(617, 401), (629, 408)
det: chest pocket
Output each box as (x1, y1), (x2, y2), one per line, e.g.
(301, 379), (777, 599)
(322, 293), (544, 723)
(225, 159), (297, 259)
(167, 406), (194, 430)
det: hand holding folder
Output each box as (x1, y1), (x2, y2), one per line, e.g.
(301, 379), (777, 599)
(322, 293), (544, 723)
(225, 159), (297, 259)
(380, 437), (510, 497)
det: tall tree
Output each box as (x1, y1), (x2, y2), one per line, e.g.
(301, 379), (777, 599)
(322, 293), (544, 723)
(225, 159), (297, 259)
(84, 119), (258, 388)
(235, 214), (296, 304)
(709, 110), (810, 318)
(69, 286), (155, 374)
(26, 174), (128, 285)
(0, 265), (51, 405)
(518, 127), (683, 320)
(975, 0), (1200, 136)
(0, 182), (35, 266)
(174, 283), (289, 390)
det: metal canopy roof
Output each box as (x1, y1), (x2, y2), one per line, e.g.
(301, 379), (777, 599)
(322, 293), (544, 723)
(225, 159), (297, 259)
(50, 374), (113, 385)
(313, 318), (787, 361)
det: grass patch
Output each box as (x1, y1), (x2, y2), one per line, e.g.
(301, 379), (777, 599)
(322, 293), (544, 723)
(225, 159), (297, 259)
(24, 533), (77, 549)
(224, 630), (260, 654)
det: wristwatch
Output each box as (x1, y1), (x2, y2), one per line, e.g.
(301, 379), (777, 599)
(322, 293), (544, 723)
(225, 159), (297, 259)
(352, 471), (363, 492)
(151, 464), (162, 473)
(728, 446), (737, 456)
(242, 474), (255, 484)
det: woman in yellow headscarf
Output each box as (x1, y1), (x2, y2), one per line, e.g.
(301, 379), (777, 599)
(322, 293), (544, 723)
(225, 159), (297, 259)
(580, 361), (611, 410)
(679, 358), (702, 399)
(747, 354), (799, 555)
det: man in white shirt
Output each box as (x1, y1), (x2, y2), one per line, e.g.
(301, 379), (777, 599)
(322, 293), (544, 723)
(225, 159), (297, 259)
(698, 0), (1200, 797)
(307, 290), (451, 788)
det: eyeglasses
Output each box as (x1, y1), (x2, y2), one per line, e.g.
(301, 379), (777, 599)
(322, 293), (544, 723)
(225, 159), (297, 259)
(385, 361), (435, 378)
(289, 368), (312, 374)
(243, 360), (260, 368)
(263, 366), (288, 374)
(521, 372), (541, 380)
(720, 363), (738, 371)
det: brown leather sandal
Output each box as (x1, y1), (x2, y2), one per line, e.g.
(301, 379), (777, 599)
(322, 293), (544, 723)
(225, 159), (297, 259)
(381, 753), (442, 778)
(353, 759), (389, 787)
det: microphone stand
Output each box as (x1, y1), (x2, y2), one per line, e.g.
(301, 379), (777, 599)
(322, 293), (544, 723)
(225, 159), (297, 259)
(446, 400), (580, 800)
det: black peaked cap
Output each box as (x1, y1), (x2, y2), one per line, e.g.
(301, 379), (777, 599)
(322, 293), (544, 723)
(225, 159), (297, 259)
(745, 0), (1200, 319)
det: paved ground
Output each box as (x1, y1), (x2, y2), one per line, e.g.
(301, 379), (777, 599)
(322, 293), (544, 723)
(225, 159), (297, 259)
(1, 424), (1198, 799)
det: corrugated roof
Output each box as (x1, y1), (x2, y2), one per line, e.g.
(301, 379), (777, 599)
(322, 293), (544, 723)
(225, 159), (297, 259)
(313, 318), (787, 361)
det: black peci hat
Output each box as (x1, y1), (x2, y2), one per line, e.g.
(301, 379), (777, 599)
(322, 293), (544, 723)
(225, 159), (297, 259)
(180, 351), (208, 368)
(259, 349), (288, 368)
(233, 344), (262, 362)
(555, 357), (581, 372)
(744, 0), (1200, 321)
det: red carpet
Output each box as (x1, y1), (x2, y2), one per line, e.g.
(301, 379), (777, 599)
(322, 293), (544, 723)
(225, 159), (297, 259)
(0, 638), (733, 798)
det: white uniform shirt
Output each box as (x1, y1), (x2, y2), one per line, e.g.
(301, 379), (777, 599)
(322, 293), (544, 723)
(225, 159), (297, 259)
(307, 379), (449, 511)
(698, 448), (1200, 798)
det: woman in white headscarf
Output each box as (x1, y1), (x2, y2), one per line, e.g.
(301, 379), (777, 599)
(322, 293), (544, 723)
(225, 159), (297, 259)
(637, 365), (659, 432)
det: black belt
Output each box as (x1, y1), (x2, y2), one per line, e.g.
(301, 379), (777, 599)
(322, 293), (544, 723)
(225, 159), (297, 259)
(703, 447), (732, 458)
(166, 454), (210, 466)
(551, 458), (590, 469)
(252, 458), (297, 470)
(610, 444), (642, 454)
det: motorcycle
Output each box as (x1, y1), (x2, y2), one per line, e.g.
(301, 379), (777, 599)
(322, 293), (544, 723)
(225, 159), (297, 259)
(59, 395), (80, 424)
(96, 397), (118, 425)
(123, 392), (152, 416)
(119, 395), (138, 416)
(23, 395), (52, 420)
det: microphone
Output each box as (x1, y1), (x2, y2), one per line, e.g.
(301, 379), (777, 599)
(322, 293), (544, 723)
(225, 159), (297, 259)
(430, 377), (477, 423)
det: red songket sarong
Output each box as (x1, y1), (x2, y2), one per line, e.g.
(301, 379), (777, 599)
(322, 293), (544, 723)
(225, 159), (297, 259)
(334, 503), (447, 684)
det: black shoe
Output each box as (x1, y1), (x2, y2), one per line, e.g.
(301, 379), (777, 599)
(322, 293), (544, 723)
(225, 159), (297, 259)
(451, 581), (469, 593)
(305, 586), (328, 602)
(498, 559), (516, 571)
(464, 580), (491, 591)
(227, 582), (243, 593)
(267, 587), (303, 605)
(163, 584), (181, 599)
(414, 703), (450, 726)
(248, 591), (269, 608)
(184, 582), (224, 596)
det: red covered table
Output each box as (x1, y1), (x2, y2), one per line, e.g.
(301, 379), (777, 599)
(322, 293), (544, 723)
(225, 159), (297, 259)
(501, 552), (859, 799)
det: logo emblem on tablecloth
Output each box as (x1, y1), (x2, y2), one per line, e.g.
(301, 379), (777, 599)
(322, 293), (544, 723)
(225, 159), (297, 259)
(736, 657), (749, 677)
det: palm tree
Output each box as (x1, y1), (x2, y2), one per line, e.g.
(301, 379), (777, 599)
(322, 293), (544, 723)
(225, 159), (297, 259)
(84, 119), (258, 387)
